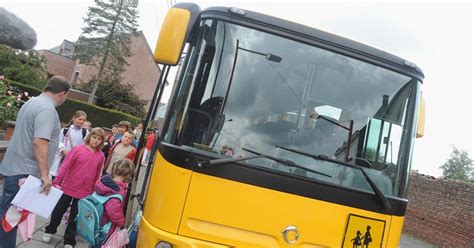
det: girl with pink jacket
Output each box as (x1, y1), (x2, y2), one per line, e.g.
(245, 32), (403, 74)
(42, 128), (106, 248)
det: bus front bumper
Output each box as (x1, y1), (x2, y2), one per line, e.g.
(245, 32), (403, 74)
(137, 217), (229, 248)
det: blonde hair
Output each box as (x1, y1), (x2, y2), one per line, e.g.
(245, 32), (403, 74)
(64, 110), (87, 128)
(84, 127), (106, 150)
(124, 130), (134, 137)
(111, 159), (135, 182)
(73, 110), (87, 119)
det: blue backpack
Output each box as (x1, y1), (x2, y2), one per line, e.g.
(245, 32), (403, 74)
(76, 192), (123, 246)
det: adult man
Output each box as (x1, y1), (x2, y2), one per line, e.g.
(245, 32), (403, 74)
(0, 76), (70, 247)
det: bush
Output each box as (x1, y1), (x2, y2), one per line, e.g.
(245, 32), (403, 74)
(7, 79), (42, 95)
(57, 98), (141, 128)
(0, 78), (20, 128)
(8, 80), (141, 128)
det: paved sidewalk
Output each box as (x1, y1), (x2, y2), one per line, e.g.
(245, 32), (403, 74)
(0, 177), (90, 248)
(15, 216), (90, 248)
(400, 233), (435, 248)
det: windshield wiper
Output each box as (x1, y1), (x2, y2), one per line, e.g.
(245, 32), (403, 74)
(276, 145), (391, 211)
(198, 147), (331, 178)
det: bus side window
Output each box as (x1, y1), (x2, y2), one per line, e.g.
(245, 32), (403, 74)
(181, 23), (219, 146)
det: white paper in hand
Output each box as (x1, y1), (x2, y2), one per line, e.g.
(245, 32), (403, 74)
(11, 175), (63, 218)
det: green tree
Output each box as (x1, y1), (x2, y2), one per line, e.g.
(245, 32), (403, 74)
(0, 44), (47, 88)
(74, 0), (139, 103)
(440, 146), (473, 182)
(75, 76), (147, 117)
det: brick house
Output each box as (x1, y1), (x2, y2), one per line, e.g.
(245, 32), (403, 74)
(37, 31), (161, 108)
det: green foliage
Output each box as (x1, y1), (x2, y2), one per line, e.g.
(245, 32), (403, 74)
(57, 97), (141, 129)
(8, 80), (141, 128)
(0, 44), (47, 89)
(0, 78), (36, 128)
(74, 0), (139, 82)
(74, 77), (147, 117)
(440, 146), (473, 182)
(0, 78), (19, 128)
(7, 80), (42, 95)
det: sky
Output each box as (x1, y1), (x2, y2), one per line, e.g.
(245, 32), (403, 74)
(0, 0), (472, 177)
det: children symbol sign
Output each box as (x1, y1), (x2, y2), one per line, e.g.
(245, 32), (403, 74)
(342, 214), (386, 248)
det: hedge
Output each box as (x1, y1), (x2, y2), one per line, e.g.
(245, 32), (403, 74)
(8, 80), (141, 128)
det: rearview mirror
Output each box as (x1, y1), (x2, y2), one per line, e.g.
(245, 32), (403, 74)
(153, 3), (200, 65)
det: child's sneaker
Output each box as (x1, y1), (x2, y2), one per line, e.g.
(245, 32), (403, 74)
(64, 245), (73, 248)
(42, 233), (52, 243)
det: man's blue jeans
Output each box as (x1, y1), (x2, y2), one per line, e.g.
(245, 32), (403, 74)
(0, 174), (29, 248)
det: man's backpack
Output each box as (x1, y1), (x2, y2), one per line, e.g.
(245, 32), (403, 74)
(76, 192), (123, 246)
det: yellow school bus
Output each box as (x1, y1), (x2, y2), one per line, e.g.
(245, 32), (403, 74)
(136, 3), (426, 247)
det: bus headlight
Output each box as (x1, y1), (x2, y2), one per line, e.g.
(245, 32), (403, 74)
(156, 241), (173, 248)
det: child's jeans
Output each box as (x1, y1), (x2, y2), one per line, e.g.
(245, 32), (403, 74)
(45, 194), (80, 246)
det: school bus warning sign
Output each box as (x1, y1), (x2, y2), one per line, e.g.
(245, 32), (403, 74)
(342, 214), (386, 248)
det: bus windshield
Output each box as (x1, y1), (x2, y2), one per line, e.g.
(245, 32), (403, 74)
(162, 18), (420, 198)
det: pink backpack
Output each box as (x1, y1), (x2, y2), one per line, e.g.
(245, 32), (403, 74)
(101, 228), (129, 248)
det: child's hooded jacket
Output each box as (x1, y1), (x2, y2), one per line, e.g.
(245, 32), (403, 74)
(53, 144), (104, 199)
(94, 175), (128, 236)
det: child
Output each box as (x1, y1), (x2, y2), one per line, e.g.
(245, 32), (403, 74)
(111, 121), (131, 145)
(43, 128), (106, 248)
(83, 120), (92, 131)
(93, 159), (135, 247)
(104, 131), (136, 174)
(111, 121), (138, 146)
(109, 124), (119, 144)
(102, 124), (119, 161)
(351, 230), (362, 248)
(141, 128), (155, 166)
(49, 110), (88, 178)
(133, 123), (143, 141)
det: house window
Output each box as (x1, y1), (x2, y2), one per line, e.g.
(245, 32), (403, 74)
(72, 71), (79, 84)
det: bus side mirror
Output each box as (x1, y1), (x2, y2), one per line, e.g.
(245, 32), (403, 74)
(416, 96), (425, 138)
(153, 3), (201, 65)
